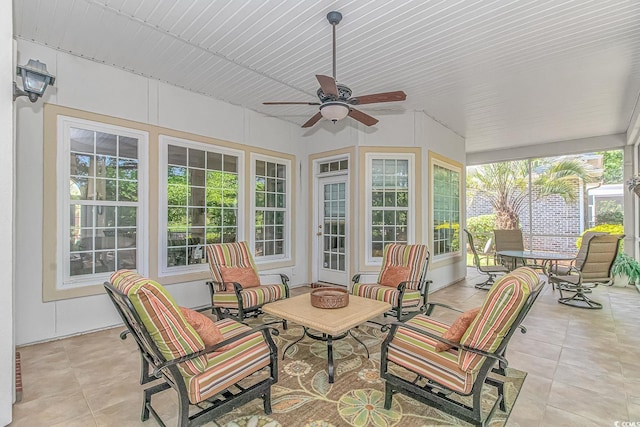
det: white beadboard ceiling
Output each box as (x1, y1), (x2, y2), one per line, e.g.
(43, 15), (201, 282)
(13, 0), (640, 153)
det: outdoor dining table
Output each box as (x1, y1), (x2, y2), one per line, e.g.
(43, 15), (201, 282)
(496, 250), (575, 278)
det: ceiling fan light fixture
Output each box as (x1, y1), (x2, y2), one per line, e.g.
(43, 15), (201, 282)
(320, 102), (349, 123)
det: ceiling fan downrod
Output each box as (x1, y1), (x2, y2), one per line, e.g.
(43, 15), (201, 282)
(327, 11), (342, 81)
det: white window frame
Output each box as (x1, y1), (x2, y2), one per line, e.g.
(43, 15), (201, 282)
(250, 153), (292, 263)
(364, 152), (415, 266)
(158, 135), (244, 276)
(430, 153), (463, 260)
(57, 116), (148, 289)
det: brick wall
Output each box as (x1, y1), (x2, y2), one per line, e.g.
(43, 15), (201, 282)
(467, 184), (582, 255)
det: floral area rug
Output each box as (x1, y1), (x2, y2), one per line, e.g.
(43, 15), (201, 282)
(210, 317), (526, 427)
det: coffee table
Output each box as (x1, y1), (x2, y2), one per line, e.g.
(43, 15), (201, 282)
(263, 293), (391, 383)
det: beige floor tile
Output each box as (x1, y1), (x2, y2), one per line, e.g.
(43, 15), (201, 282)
(513, 325), (566, 346)
(50, 414), (98, 427)
(11, 391), (92, 426)
(558, 345), (620, 370)
(92, 399), (151, 427)
(18, 346), (71, 371)
(517, 373), (553, 402)
(553, 361), (625, 397)
(93, 387), (179, 427)
(508, 336), (562, 362)
(83, 377), (145, 413)
(629, 403), (640, 420)
(541, 405), (608, 427)
(561, 332), (620, 352)
(547, 381), (628, 424)
(507, 351), (558, 380)
(506, 397), (545, 427)
(20, 366), (83, 403)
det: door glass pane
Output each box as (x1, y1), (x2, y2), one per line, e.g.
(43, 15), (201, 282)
(322, 182), (346, 272)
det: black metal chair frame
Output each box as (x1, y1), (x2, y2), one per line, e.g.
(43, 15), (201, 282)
(464, 228), (509, 290)
(104, 282), (279, 427)
(352, 264), (432, 322)
(380, 280), (543, 427)
(206, 273), (290, 325)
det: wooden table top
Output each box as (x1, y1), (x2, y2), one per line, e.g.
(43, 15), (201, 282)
(263, 293), (391, 336)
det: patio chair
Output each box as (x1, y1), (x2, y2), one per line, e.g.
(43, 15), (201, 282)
(104, 270), (278, 427)
(549, 234), (623, 309)
(351, 243), (431, 321)
(464, 228), (509, 290)
(206, 241), (290, 323)
(493, 229), (525, 269)
(549, 231), (606, 278)
(380, 267), (543, 426)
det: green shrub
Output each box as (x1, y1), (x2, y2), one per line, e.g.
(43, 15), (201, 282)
(576, 224), (624, 248)
(595, 200), (623, 225)
(466, 214), (496, 249)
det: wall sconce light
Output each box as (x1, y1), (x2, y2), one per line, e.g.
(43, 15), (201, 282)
(13, 59), (55, 102)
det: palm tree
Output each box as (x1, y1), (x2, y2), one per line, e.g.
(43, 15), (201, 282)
(467, 157), (600, 230)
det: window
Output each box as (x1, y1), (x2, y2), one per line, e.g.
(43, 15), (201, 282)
(160, 136), (243, 274)
(430, 152), (462, 258)
(251, 154), (291, 261)
(319, 159), (348, 173)
(365, 153), (414, 263)
(59, 116), (147, 288)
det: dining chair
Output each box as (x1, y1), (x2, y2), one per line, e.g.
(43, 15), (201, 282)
(493, 229), (525, 269)
(549, 234), (623, 309)
(464, 228), (509, 290)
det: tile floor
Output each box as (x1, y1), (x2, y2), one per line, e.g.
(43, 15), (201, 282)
(10, 269), (640, 426)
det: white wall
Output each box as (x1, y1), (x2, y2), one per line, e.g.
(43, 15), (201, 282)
(14, 40), (307, 345)
(304, 109), (468, 291)
(1, 0), (14, 422)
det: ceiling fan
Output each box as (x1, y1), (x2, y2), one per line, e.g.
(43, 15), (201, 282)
(263, 11), (407, 128)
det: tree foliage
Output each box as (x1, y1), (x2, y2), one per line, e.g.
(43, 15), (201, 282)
(598, 150), (623, 184)
(595, 200), (623, 225)
(466, 214), (497, 249)
(467, 157), (600, 229)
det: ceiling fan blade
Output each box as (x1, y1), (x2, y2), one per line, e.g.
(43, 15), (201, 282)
(263, 101), (320, 105)
(348, 108), (379, 126)
(350, 91), (407, 105)
(316, 75), (339, 97)
(302, 112), (323, 128)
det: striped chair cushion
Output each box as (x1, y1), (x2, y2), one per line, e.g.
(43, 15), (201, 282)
(377, 244), (429, 290)
(207, 242), (260, 286)
(187, 318), (272, 403)
(110, 270), (207, 376)
(212, 284), (289, 308)
(459, 267), (540, 373)
(351, 283), (421, 307)
(386, 314), (476, 394)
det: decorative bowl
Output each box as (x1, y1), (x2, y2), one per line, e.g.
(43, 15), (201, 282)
(310, 287), (349, 309)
